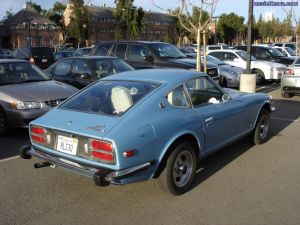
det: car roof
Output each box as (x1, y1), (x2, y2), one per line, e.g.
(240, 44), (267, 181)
(57, 56), (118, 60)
(0, 59), (28, 63)
(96, 40), (171, 45)
(102, 69), (207, 85)
(208, 49), (242, 53)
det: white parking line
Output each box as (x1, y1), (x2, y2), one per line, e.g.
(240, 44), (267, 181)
(0, 156), (19, 163)
(271, 117), (298, 122)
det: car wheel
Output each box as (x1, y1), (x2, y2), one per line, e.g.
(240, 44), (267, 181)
(253, 109), (270, 145)
(158, 142), (197, 195)
(256, 69), (265, 84)
(0, 109), (10, 135)
(281, 92), (292, 98)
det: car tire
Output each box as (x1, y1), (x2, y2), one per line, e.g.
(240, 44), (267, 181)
(158, 142), (197, 195)
(252, 109), (270, 145)
(281, 92), (292, 98)
(256, 69), (265, 84)
(0, 108), (10, 135)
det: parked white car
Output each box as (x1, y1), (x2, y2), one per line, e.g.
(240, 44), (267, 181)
(273, 46), (296, 57)
(281, 57), (300, 98)
(207, 49), (287, 83)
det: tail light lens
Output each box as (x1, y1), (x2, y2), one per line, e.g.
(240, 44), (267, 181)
(30, 126), (45, 144)
(286, 69), (294, 75)
(29, 57), (35, 64)
(90, 140), (115, 164)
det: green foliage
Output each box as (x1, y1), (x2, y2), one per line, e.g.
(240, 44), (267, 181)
(45, 2), (66, 27)
(68, 0), (91, 47)
(1, 9), (14, 23)
(114, 0), (145, 39)
(217, 13), (245, 43)
(26, 1), (47, 15)
(254, 13), (293, 42)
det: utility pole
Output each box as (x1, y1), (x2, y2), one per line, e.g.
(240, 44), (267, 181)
(239, 0), (256, 93)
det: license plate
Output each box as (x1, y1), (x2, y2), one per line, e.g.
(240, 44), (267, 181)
(42, 59), (47, 63)
(296, 79), (300, 87)
(56, 135), (78, 155)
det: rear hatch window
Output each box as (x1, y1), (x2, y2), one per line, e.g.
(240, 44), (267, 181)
(60, 80), (159, 116)
(32, 47), (53, 58)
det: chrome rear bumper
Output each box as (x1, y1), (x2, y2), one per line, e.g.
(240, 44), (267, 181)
(20, 145), (154, 186)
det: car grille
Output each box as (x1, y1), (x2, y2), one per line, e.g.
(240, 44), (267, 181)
(45, 99), (66, 107)
(207, 68), (219, 79)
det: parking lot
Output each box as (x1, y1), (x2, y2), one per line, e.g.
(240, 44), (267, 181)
(0, 83), (299, 225)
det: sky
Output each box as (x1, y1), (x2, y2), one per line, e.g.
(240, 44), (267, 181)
(0, 0), (299, 23)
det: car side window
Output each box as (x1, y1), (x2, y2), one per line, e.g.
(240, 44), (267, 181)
(94, 43), (112, 55)
(255, 48), (271, 58)
(223, 52), (237, 61)
(185, 77), (223, 107)
(166, 85), (190, 108)
(209, 52), (224, 61)
(115, 44), (127, 59)
(53, 59), (72, 76)
(128, 45), (150, 61)
(72, 60), (91, 76)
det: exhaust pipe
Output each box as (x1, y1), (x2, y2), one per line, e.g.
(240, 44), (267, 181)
(34, 162), (52, 168)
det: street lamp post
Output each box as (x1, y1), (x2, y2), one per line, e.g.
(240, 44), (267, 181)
(212, 16), (219, 44)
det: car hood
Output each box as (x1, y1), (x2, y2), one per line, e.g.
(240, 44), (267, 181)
(0, 80), (78, 102)
(167, 58), (217, 68)
(218, 64), (243, 74)
(31, 108), (120, 138)
(223, 88), (249, 99)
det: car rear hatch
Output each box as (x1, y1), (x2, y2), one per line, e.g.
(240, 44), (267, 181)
(31, 47), (54, 68)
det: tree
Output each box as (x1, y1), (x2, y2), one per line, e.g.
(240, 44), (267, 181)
(46, 2), (66, 27)
(217, 13), (244, 44)
(1, 9), (14, 23)
(26, 1), (47, 15)
(67, 0), (91, 48)
(114, 0), (145, 39)
(152, 0), (218, 72)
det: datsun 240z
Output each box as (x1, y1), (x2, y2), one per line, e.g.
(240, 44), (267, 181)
(20, 69), (275, 195)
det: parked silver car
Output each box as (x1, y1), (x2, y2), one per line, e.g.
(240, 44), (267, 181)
(281, 57), (300, 98)
(0, 59), (78, 134)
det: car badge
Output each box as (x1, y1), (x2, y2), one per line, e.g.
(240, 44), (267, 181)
(67, 121), (72, 125)
(84, 125), (106, 132)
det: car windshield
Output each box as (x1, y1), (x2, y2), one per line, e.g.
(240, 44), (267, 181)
(60, 80), (159, 116)
(285, 47), (295, 56)
(0, 62), (51, 85)
(236, 51), (256, 61)
(149, 43), (187, 59)
(268, 47), (285, 57)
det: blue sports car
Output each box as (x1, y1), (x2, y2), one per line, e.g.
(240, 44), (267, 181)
(20, 69), (274, 195)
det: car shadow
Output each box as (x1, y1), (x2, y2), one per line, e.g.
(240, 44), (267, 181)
(190, 98), (300, 191)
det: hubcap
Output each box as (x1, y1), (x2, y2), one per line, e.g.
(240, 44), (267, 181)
(173, 150), (193, 188)
(259, 115), (269, 139)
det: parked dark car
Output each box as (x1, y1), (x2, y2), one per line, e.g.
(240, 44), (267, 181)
(44, 56), (134, 89)
(0, 59), (78, 134)
(12, 46), (55, 69)
(0, 48), (13, 59)
(235, 45), (295, 66)
(53, 51), (81, 61)
(90, 41), (220, 81)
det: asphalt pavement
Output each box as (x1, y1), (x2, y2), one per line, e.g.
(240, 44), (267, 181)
(0, 84), (299, 225)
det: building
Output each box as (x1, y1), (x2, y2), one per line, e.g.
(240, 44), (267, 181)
(1, 3), (61, 49)
(64, 4), (177, 45)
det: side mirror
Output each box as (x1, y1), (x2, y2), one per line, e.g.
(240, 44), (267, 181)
(222, 93), (231, 103)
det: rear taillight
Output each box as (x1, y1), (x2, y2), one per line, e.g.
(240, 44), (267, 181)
(30, 126), (45, 144)
(286, 69), (294, 75)
(90, 140), (115, 163)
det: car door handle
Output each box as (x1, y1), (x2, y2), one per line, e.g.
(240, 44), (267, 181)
(205, 117), (214, 124)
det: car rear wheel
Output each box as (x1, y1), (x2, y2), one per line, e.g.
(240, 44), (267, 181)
(158, 142), (197, 195)
(252, 109), (270, 145)
(281, 92), (292, 98)
(0, 109), (10, 135)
